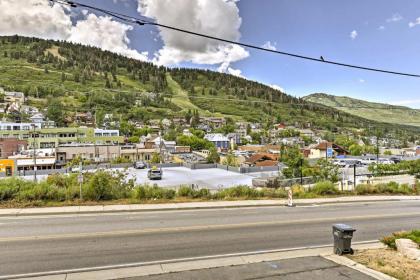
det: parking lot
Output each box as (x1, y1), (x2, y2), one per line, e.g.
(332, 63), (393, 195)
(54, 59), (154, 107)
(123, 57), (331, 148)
(126, 167), (277, 189)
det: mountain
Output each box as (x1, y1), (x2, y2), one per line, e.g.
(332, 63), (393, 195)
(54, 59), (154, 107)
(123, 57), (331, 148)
(303, 93), (420, 128)
(0, 35), (419, 137)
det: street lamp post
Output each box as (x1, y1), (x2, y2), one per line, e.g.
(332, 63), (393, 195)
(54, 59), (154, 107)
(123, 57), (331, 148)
(32, 124), (37, 183)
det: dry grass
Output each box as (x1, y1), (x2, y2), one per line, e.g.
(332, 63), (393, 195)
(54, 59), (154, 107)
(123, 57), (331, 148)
(348, 248), (420, 280)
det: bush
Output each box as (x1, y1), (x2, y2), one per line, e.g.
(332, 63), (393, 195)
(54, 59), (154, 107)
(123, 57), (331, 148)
(356, 182), (415, 195)
(84, 170), (133, 201)
(135, 185), (176, 200)
(218, 185), (262, 199)
(311, 181), (339, 195)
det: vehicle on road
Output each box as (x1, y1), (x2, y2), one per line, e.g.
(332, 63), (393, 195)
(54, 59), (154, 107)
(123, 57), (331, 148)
(134, 161), (147, 169)
(147, 166), (163, 180)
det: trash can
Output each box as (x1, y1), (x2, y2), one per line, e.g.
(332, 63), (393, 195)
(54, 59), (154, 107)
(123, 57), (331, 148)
(332, 224), (356, 255)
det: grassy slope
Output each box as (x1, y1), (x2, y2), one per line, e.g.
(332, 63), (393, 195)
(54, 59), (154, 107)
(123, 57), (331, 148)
(304, 93), (420, 127)
(166, 73), (205, 112)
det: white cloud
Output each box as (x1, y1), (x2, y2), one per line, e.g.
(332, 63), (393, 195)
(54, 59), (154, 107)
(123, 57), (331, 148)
(409, 17), (420, 28)
(378, 25), (385, 30)
(0, 0), (148, 61)
(0, 0), (72, 40)
(68, 14), (149, 61)
(261, 41), (277, 51)
(137, 0), (249, 71)
(386, 13), (403, 22)
(270, 84), (284, 92)
(359, 78), (365, 83)
(227, 67), (243, 77)
(350, 30), (358, 40)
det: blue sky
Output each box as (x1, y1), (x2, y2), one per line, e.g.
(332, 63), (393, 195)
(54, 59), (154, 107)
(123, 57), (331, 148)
(2, 0), (420, 108)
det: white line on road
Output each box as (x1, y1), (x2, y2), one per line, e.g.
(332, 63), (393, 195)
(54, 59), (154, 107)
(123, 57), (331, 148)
(0, 240), (380, 280)
(0, 212), (418, 243)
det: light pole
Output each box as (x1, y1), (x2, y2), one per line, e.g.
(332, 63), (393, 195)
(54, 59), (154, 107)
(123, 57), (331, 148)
(31, 124), (37, 183)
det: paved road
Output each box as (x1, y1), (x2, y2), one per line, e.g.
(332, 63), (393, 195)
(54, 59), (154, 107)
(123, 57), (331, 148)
(0, 200), (419, 277)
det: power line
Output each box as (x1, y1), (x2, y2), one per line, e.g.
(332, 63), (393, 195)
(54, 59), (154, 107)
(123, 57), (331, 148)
(49, 0), (420, 78)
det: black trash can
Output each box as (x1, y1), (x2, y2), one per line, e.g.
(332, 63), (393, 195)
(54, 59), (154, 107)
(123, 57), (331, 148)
(332, 224), (356, 255)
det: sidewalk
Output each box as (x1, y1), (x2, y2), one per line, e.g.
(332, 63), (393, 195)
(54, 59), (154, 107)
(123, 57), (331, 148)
(10, 242), (394, 280)
(0, 195), (419, 217)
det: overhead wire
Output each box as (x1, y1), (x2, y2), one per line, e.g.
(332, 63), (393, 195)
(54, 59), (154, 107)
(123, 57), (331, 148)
(49, 0), (420, 78)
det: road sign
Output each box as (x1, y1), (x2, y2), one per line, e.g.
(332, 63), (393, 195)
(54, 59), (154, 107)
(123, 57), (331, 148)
(77, 174), (83, 184)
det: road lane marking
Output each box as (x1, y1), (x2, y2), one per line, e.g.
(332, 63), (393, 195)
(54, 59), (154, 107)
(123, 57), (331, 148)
(0, 212), (419, 243)
(0, 240), (380, 280)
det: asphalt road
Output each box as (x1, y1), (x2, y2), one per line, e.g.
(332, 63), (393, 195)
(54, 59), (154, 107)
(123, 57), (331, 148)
(0, 200), (419, 277)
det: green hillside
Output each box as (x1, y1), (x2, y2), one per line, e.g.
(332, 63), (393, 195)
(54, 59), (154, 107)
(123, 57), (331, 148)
(303, 93), (420, 127)
(0, 35), (419, 137)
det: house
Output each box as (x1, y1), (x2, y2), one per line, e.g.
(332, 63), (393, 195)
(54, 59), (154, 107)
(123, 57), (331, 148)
(4, 91), (25, 104)
(204, 133), (229, 149)
(200, 117), (226, 129)
(227, 133), (241, 145)
(29, 113), (45, 124)
(307, 142), (349, 159)
(21, 105), (39, 116)
(244, 153), (279, 167)
(75, 112), (94, 126)
(298, 129), (315, 138)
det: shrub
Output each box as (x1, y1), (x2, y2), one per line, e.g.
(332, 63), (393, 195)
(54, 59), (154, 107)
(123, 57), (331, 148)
(218, 185), (262, 199)
(355, 184), (379, 195)
(84, 170), (133, 201)
(135, 185), (176, 200)
(311, 181), (339, 195)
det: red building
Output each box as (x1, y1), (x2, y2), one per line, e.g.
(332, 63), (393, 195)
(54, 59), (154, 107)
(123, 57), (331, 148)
(0, 138), (27, 158)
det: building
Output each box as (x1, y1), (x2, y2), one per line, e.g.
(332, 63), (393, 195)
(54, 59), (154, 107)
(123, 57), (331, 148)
(307, 142), (349, 159)
(244, 153), (279, 167)
(0, 138), (27, 158)
(204, 133), (229, 149)
(4, 91), (25, 104)
(200, 117), (226, 129)
(56, 144), (156, 164)
(0, 122), (124, 148)
(29, 113), (45, 124)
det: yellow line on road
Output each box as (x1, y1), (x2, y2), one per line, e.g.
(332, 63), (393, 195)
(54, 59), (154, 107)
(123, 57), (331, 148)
(0, 212), (419, 243)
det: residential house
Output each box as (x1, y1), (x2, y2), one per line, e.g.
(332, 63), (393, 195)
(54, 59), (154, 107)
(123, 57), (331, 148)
(227, 133), (241, 145)
(75, 112), (94, 126)
(307, 142), (349, 159)
(244, 153), (279, 167)
(200, 117), (226, 129)
(298, 129), (315, 138)
(4, 91), (25, 104)
(29, 113), (45, 124)
(204, 133), (229, 150)
(21, 105), (39, 116)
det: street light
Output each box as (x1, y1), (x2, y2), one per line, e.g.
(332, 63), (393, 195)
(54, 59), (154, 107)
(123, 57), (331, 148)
(31, 124), (37, 183)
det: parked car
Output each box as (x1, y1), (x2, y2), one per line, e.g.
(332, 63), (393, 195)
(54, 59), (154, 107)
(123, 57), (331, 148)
(147, 166), (163, 180)
(134, 161), (147, 169)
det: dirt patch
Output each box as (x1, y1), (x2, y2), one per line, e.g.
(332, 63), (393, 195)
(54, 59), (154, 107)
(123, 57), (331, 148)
(44, 46), (66, 61)
(348, 248), (419, 280)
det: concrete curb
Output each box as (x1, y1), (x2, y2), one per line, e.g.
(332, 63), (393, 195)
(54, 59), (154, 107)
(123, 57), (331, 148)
(0, 196), (419, 217)
(4, 241), (383, 280)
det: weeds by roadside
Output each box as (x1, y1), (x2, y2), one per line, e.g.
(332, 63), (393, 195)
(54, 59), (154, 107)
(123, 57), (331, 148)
(0, 171), (418, 207)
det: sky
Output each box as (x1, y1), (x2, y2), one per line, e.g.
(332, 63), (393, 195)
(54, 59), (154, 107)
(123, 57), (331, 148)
(1, 0), (420, 108)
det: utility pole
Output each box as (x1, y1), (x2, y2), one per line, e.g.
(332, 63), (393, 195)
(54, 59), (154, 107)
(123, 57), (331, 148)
(300, 158), (303, 185)
(32, 124), (37, 183)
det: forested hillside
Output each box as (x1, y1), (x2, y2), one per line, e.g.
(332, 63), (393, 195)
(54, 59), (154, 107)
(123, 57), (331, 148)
(304, 93), (420, 128)
(0, 35), (418, 137)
